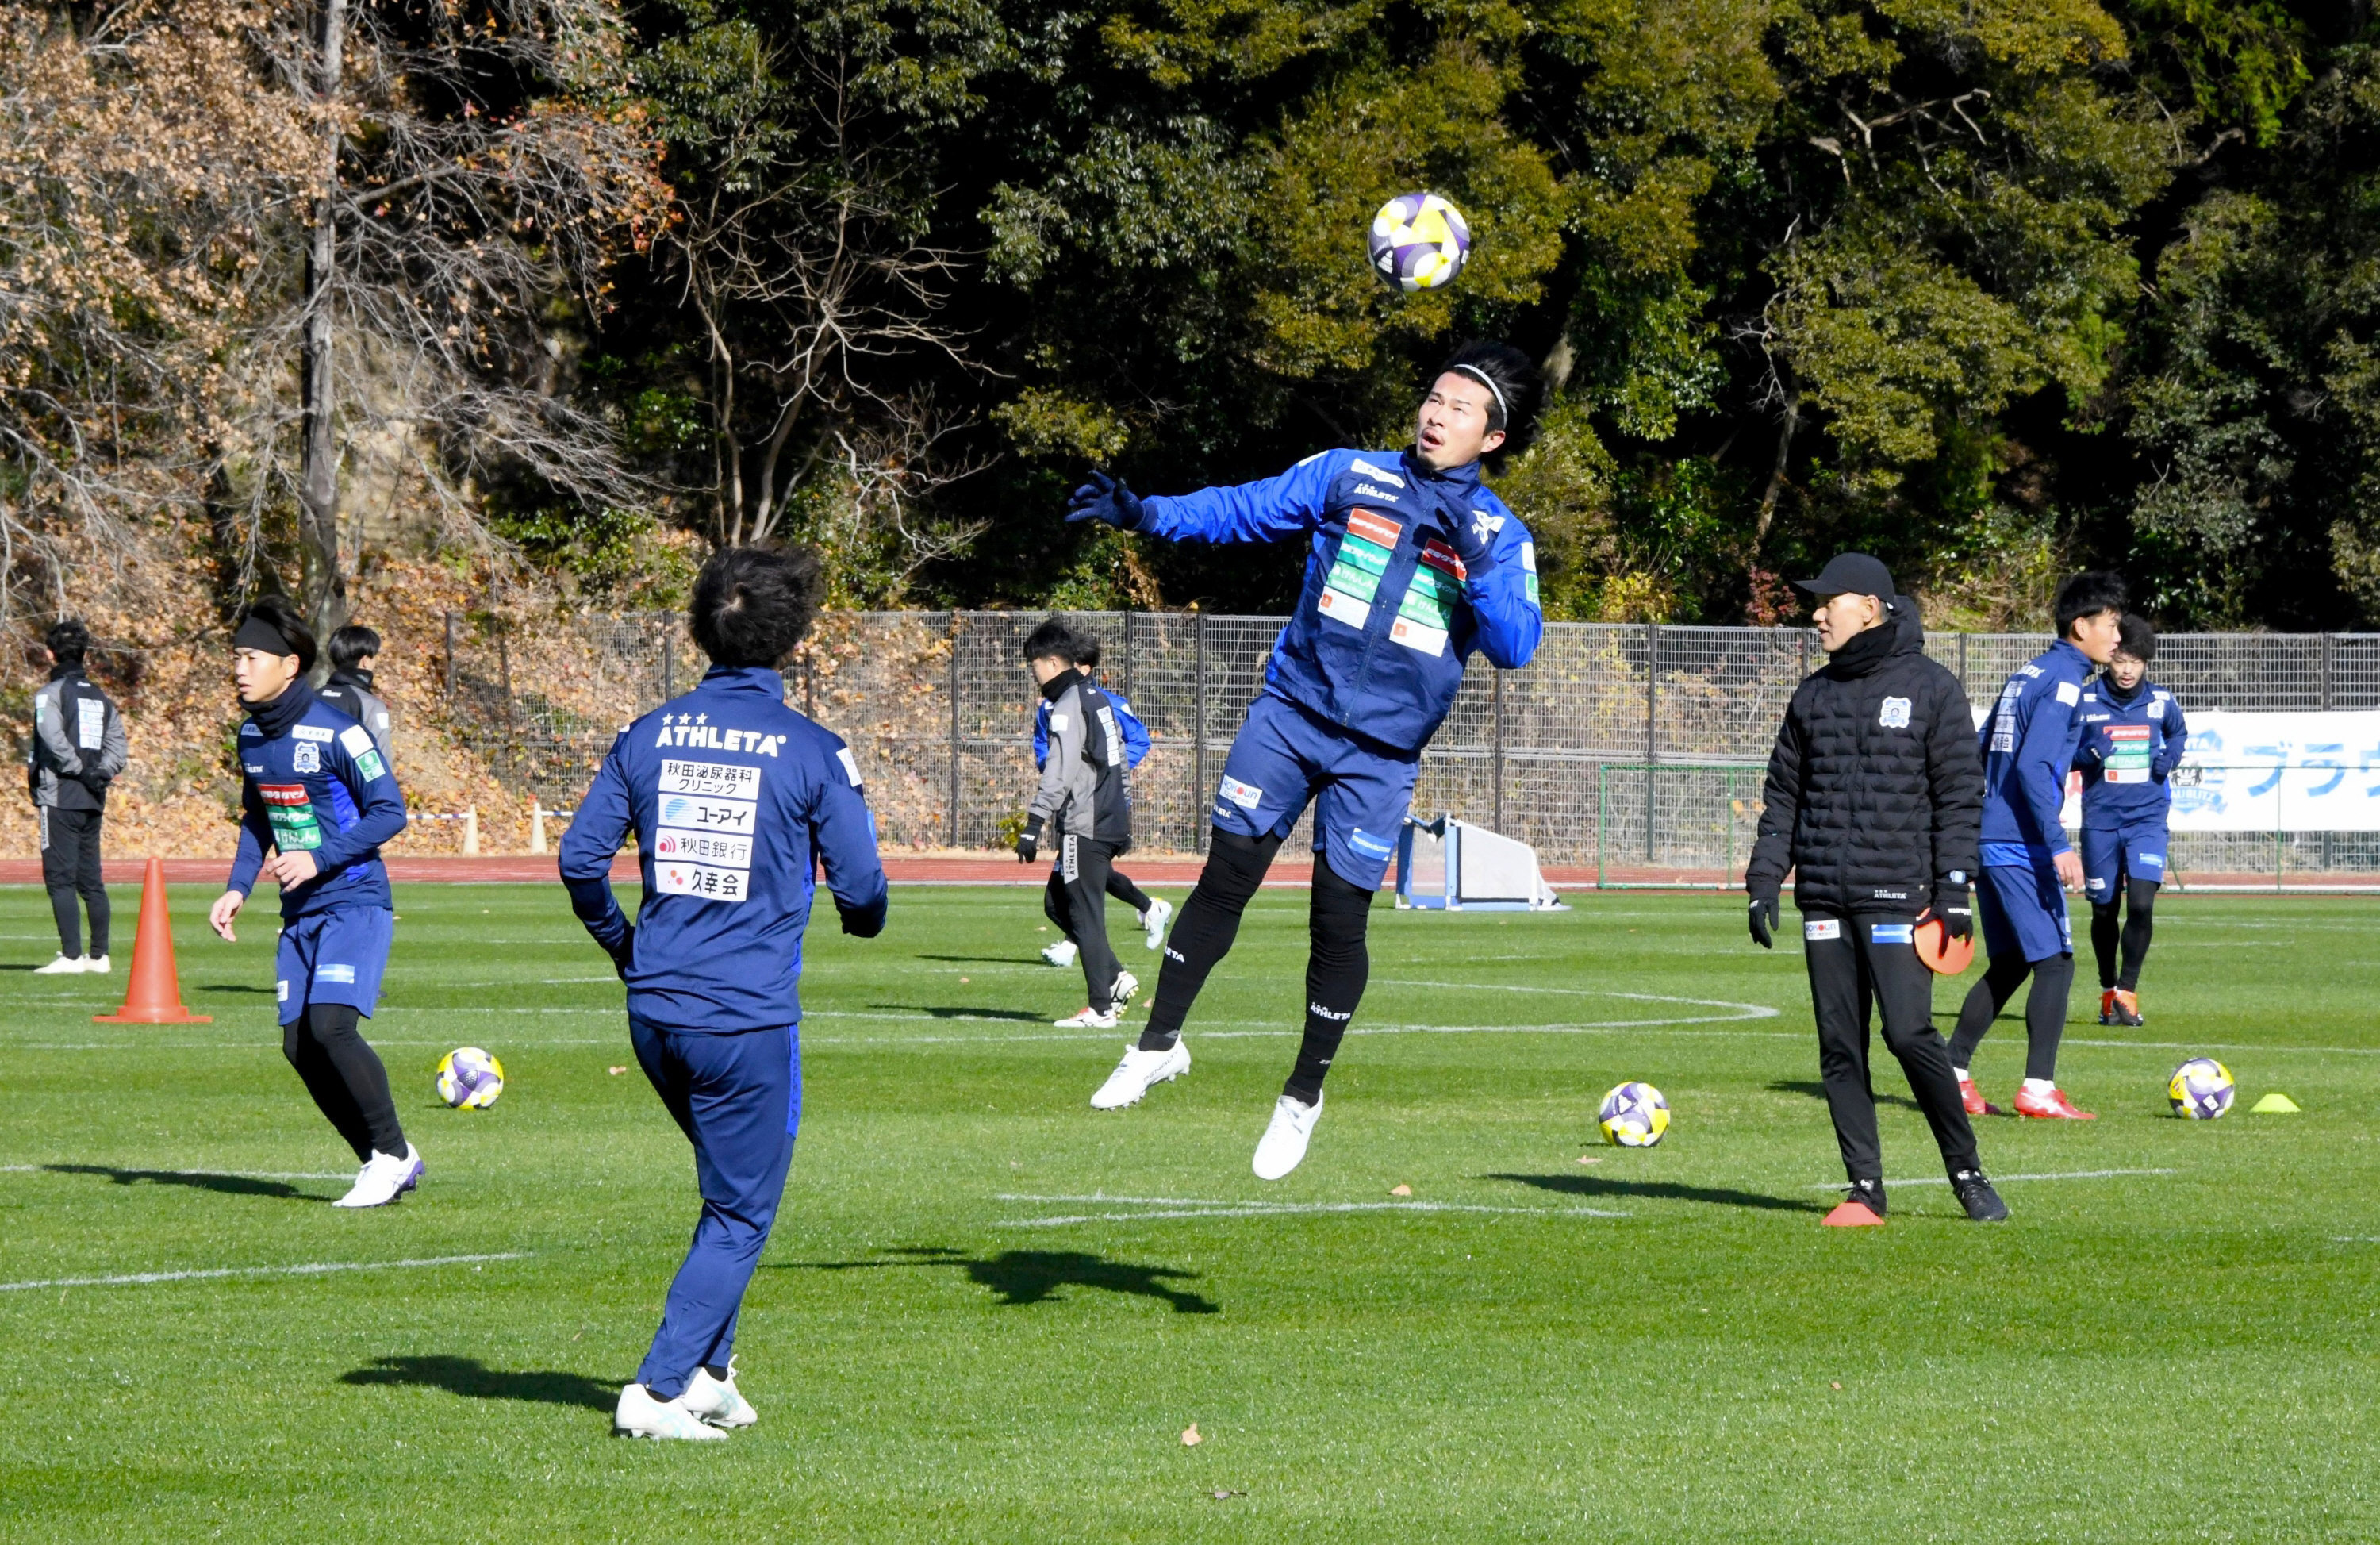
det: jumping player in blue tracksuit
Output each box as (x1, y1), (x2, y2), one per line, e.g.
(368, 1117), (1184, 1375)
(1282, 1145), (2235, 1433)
(207, 597), (416, 1209)
(1065, 341), (1545, 1178)
(559, 547), (888, 1442)
(2076, 614), (2186, 1027)
(1946, 571), (2128, 1120)
(1031, 635), (1171, 964)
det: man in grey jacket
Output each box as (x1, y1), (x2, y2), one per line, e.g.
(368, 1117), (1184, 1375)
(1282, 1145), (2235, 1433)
(1016, 617), (1136, 1030)
(27, 619), (129, 974)
(317, 624), (393, 763)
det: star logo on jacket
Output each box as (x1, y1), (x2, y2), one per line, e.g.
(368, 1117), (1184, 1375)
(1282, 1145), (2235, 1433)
(1879, 697), (1911, 729)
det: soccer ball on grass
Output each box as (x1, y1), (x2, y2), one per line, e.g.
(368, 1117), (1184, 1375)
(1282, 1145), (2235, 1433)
(1598, 1081), (1669, 1147)
(2167, 1057), (2234, 1120)
(436, 1047), (506, 1109)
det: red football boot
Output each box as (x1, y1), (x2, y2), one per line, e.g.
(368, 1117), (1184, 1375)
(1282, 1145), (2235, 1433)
(2098, 988), (2119, 1025)
(2109, 989), (2144, 1027)
(2013, 1084), (2096, 1120)
(1956, 1072), (1989, 1116)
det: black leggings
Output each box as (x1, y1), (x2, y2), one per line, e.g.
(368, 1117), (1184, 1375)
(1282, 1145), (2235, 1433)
(2089, 876), (2159, 990)
(1138, 830), (1377, 1102)
(283, 1003), (405, 1162)
(1947, 951), (2075, 1084)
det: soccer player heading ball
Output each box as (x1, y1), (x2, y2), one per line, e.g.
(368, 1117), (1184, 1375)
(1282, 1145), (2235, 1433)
(560, 547), (889, 1441)
(1948, 570), (2130, 1120)
(1065, 341), (1545, 1178)
(1745, 555), (2006, 1226)
(209, 598), (416, 1209)
(2076, 614), (2186, 1026)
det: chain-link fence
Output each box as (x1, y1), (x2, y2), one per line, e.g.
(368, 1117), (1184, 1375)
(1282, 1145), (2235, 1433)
(439, 611), (2380, 882)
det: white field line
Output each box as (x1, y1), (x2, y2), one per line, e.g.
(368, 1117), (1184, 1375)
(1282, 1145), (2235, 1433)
(996, 1200), (1628, 1227)
(0, 1251), (532, 1293)
(1810, 1168), (2177, 1189)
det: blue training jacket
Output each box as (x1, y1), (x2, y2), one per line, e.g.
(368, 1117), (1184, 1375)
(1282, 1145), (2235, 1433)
(559, 665), (889, 1032)
(228, 693), (408, 920)
(1035, 685), (1150, 771)
(1138, 448), (1543, 752)
(2077, 677), (2188, 826)
(1977, 639), (2095, 863)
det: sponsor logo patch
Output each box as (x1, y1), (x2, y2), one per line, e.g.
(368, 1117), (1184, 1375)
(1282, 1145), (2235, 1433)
(1879, 696), (1911, 728)
(837, 748), (863, 787)
(318, 963), (357, 985)
(1871, 923), (1915, 944)
(656, 862), (750, 902)
(1349, 457), (1405, 487)
(292, 724), (333, 742)
(2056, 681), (2082, 707)
(1804, 919), (1841, 941)
(1218, 775), (1263, 810)
(277, 980), (289, 1001)
(2139, 851), (2165, 869)
(76, 698), (105, 750)
(1348, 828), (1393, 859)
(355, 748), (386, 783)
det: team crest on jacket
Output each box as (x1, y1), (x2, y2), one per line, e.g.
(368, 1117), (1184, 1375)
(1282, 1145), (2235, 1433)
(1879, 697), (1912, 729)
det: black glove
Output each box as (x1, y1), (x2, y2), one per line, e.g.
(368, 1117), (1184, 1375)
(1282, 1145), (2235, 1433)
(1934, 878), (1974, 942)
(1748, 891), (1778, 950)
(1443, 505), (1499, 575)
(1065, 471), (1145, 531)
(608, 924), (635, 981)
(76, 768), (110, 797)
(1015, 817), (1043, 866)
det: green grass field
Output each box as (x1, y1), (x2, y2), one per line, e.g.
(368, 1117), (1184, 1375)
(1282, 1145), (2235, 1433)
(2, 880), (2377, 1541)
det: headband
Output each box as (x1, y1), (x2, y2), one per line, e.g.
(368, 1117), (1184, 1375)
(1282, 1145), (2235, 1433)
(234, 612), (297, 657)
(1450, 364), (1509, 422)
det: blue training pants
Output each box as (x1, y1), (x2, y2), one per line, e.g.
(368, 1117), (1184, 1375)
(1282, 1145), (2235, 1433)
(629, 1016), (802, 1400)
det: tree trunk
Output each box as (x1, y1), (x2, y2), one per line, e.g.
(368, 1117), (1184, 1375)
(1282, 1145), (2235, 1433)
(297, 0), (350, 648)
(1753, 390), (1800, 556)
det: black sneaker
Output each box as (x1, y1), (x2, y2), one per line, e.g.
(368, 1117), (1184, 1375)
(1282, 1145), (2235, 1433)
(1951, 1169), (2009, 1223)
(1846, 1176), (1887, 1216)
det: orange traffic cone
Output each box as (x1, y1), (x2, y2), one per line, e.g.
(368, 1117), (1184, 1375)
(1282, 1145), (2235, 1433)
(94, 857), (211, 1024)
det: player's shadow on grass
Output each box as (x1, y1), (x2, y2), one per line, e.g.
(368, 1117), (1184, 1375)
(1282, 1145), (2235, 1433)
(42, 1163), (317, 1202)
(787, 1247), (1219, 1314)
(877, 1005), (1047, 1022)
(1486, 1172), (1825, 1215)
(342, 1355), (616, 1411)
(1768, 1078), (1920, 1113)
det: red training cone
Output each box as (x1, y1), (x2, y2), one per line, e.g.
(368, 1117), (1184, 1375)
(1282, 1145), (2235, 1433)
(94, 857), (211, 1024)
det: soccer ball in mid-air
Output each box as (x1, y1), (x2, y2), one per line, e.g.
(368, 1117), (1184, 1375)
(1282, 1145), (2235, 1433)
(1598, 1081), (1670, 1147)
(2167, 1057), (2235, 1120)
(1368, 191), (1471, 293)
(436, 1047), (506, 1109)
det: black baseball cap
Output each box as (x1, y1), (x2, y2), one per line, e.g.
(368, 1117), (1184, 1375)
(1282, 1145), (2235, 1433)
(1791, 552), (1896, 601)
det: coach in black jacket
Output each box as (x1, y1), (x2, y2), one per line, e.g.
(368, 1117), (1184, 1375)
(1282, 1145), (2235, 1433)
(1745, 553), (2006, 1225)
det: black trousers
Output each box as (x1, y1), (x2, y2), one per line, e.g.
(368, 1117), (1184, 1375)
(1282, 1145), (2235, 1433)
(1803, 911), (1980, 1183)
(1044, 862), (1152, 928)
(1047, 836), (1125, 1012)
(39, 805), (109, 958)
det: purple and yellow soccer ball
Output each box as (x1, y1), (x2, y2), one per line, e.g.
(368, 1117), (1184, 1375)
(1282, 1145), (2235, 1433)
(1598, 1081), (1670, 1147)
(1368, 191), (1471, 293)
(2167, 1057), (2235, 1120)
(436, 1047), (505, 1110)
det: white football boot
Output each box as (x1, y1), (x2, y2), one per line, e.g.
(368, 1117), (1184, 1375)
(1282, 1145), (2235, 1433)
(1111, 970), (1139, 1005)
(1054, 1005), (1120, 1029)
(682, 1360), (758, 1429)
(332, 1144), (423, 1209)
(1253, 1093), (1323, 1181)
(1141, 898), (1173, 951)
(1089, 1040), (1191, 1109)
(1039, 939), (1078, 967)
(615, 1382), (727, 1441)
(84, 954), (109, 974)
(32, 954), (87, 975)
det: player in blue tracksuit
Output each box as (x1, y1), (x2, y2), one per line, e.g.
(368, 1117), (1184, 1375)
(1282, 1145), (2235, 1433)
(1065, 341), (1545, 1178)
(2076, 615), (2186, 1027)
(206, 598), (417, 1209)
(1946, 571), (2129, 1120)
(559, 547), (888, 1442)
(1031, 635), (1171, 963)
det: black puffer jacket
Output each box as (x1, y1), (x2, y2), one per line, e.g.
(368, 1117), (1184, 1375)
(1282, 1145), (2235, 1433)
(1746, 601), (1983, 915)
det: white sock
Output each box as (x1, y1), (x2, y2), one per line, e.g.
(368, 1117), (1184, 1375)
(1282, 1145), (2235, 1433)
(1952, 1067), (1970, 1082)
(2023, 1077), (2057, 1095)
